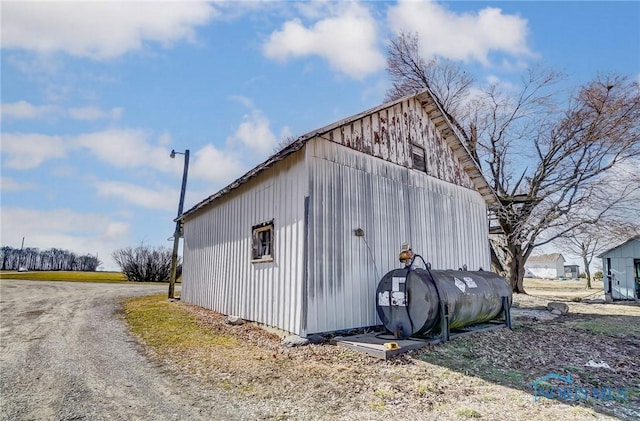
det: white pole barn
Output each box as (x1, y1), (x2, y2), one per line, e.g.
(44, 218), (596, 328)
(179, 89), (498, 337)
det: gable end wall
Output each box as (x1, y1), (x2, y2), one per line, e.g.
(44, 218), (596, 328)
(325, 97), (475, 190)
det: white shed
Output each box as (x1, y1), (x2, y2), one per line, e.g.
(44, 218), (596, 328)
(179, 89), (499, 337)
(598, 236), (640, 300)
(524, 253), (566, 279)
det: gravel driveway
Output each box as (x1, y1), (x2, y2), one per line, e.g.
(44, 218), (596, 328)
(0, 280), (210, 421)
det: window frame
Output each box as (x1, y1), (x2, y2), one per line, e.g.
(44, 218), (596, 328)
(411, 143), (427, 173)
(251, 221), (274, 263)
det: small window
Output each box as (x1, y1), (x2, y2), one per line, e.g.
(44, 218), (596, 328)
(412, 144), (426, 172)
(252, 221), (274, 262)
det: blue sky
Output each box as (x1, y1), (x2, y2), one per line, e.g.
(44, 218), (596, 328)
(2, 1), (639, 270)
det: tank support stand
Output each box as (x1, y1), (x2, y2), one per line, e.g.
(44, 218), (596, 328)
(439, 302), (450, 342)
(502, 296), (512, 329)
(438, 297), (511, 343)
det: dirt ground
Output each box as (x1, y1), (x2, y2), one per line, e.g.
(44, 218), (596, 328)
(2, 278), (637, 420)
(146, 278), (639, 420)
(0, 280), (217, 421)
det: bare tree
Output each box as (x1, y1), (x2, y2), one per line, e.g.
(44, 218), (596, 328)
(273, 135), (299, 153)
(558, 168), (640, 288)
(386, 32), (475, 116)
(385, 32), (640, 293)
(495, 74), (640, 292)
(112, 245), (174, 283)
(561, 221), (639, 289)
(1, 246), (17, 270)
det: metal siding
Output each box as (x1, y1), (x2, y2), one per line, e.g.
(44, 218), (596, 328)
(306, 139), (490, 334)
(182, 94), (495, 336)
(182, 152), (307, 335)
(601, 239), (640, 299)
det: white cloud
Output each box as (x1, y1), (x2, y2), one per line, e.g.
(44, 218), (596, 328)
(229, 95), (255, 108)
(224, 96), (292, 158)
(104, 222), (130, 240)
(226, 110), (280, 155)
(387, 1), (533, 65)
(158, 132), (172, 146)
(1, 129), (183, 175)
(3, 106), (286, 187)
(0, 177), (37, 192)
(94, 181), (177, 211)
(51, 165), (78, 178)
(1, 2), (216, 59)
(263, 2), (385, 79)
(68, 106), (123, 121)
(1, 101), (124, 121)
(1, 101), (56, 119)
(1, 133), (67, 169)
(484, 74), (521, 94)
(0, 127), (246, 185)
(74, 129), (175, 171)
(0, 207), (130, 271)
(292, 2), (336, 20)
(189, 144), (245, 186)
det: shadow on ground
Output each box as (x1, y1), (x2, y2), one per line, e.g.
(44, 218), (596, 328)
(410, 307), (640, 420)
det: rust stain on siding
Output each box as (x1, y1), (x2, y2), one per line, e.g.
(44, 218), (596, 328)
(311, 97), (475, 190)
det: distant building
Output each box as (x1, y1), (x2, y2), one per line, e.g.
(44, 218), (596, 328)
(564, 265), (580, 279)
(598, 236), (640, 300)
(524, 253), (566, 279)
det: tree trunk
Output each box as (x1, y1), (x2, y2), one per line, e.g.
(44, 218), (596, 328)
(583, 255), (592, 289)
(506, 244), (527, 293)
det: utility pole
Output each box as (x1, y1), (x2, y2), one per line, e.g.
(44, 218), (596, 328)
(168, 149), (189, 299)
(19, 237), (25, 270)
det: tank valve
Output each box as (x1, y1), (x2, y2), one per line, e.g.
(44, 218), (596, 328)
(399, 243), (414, 267)
(394, 326), (402, 338)
(384, 342), (400, 350)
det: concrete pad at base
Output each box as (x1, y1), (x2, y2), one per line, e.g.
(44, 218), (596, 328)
(331, 334), (436, 359)
(331, 322), (509, 359)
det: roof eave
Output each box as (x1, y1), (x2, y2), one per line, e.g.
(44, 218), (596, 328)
(597, 235), (640, 258)
(414, 89), (500, 207)
(177, 138), (307, 222)
(179, 88), (501, 220)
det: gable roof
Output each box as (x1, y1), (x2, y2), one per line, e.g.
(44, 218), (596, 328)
(179, 88), (499, 221)
(597, 236), (640, 258)
(526, 253), (565, 264)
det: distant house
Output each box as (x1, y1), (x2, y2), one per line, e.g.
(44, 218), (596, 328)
(525, 253), (566, 279)
(564, 265), (580, 279)
(179, 89), (499, 337)
(598, 236), (640, 300)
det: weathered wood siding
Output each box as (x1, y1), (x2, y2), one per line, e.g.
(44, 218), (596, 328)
(304, 139), (490, 335)
(182, 152), (308, 335)
(325, 97), (475, 190)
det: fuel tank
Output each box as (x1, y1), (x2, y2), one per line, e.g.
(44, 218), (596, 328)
(376, 268), (512, 337)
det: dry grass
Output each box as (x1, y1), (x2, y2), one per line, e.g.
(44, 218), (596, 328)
(524, 277), (606, 301)
(0, 270), (128, 283)
(124, 288), (640, 420)
(124, 294), (237, 352)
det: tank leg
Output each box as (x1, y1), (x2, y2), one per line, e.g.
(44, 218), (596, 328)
(440, 302), (450, 342)
(502, 296), (512, 329)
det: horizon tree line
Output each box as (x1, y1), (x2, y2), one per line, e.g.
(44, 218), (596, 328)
(0, 246), (101, 272)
